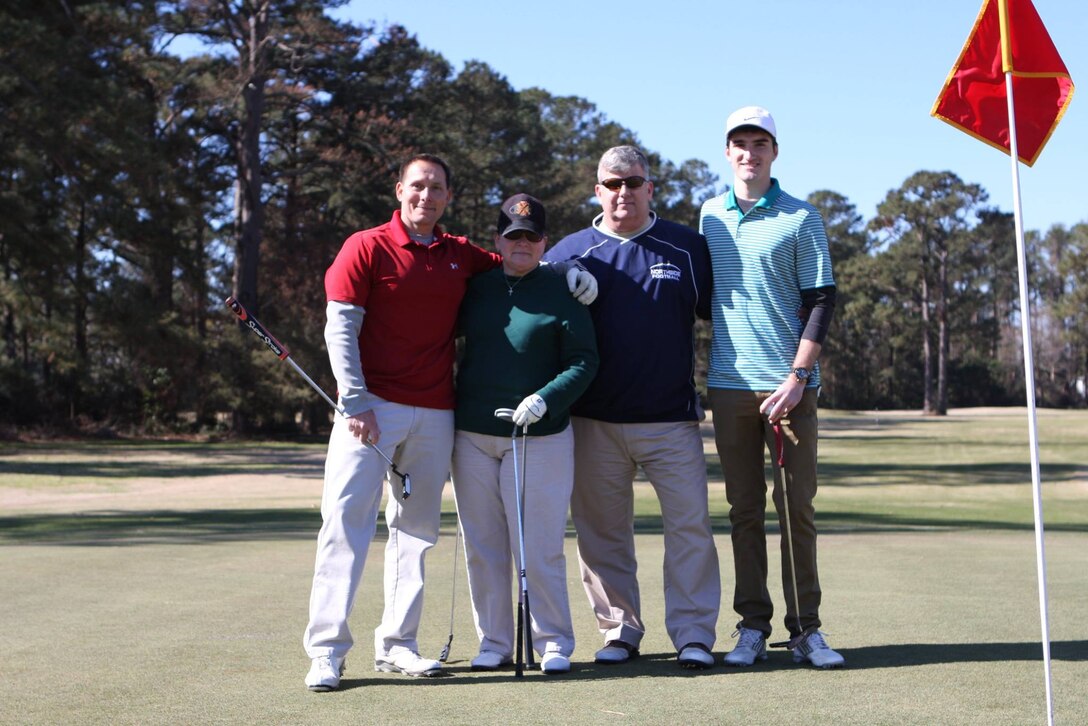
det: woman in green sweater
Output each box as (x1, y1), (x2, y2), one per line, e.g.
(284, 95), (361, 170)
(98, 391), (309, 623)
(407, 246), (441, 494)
(452, 194), (598, 675)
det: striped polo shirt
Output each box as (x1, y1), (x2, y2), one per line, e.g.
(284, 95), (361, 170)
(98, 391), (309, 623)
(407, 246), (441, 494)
(699, 179), (835, 391)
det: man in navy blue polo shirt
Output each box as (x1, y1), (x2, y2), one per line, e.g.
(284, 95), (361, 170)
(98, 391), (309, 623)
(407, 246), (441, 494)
(545, 145), (720, 670)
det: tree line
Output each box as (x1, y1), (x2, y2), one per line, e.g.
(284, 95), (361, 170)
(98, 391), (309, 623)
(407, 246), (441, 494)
(2, 1), (1085, 435)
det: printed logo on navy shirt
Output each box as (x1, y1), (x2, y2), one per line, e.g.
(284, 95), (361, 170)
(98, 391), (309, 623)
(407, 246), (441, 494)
(649, 262), (682, 282)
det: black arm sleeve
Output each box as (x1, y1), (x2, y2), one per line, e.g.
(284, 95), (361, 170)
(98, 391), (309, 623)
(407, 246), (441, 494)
(544, 258), (584, 276)
(798, 285), (837, 344)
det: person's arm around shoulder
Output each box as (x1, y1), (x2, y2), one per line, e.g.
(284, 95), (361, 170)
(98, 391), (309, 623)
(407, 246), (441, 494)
(541, 257), (597, 305)
(543, 232), (601, 304)
(461, 234), (503, 273)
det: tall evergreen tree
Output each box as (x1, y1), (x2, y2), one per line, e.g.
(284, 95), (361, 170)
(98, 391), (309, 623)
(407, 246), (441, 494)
(873, 171), (986, 415)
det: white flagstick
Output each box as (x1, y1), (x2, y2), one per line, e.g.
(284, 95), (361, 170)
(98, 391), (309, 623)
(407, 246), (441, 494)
(1001, 5), (1054, 719)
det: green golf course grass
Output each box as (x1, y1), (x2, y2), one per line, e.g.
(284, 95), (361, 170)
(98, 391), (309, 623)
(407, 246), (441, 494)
(1, 408), (1085, 725)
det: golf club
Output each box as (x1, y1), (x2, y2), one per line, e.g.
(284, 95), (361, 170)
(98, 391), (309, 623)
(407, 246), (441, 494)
(768, 420), (817, 651)
(224, 296), (411, 499)
(438, 520), (462, 662)
(494, 407), (534, 677)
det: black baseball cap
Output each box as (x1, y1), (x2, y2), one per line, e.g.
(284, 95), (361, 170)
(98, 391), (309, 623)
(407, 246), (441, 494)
(496, 193), (546, 237)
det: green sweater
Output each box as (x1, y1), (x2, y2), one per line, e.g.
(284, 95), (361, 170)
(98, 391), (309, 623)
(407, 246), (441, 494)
(455, 264), (598, 437)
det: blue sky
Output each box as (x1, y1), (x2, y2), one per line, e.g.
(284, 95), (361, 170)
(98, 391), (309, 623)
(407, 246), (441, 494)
(334, 0), (1085, 234)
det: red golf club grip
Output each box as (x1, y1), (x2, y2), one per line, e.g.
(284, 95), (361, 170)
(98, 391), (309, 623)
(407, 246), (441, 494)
(225, 296), (290, 360)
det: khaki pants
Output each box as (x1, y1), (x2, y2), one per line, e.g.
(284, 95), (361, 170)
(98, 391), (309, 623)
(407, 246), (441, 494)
(709, 387), (822, 637)
(451, 427), (576, 658)
(570, 417), (720, 651)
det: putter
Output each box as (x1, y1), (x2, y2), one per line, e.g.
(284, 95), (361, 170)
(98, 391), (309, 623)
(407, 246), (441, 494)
(494, 407), (534, 677)
(768, 420), (817, 650)
(438, 520), (462, 662)
(224, 296), (411, 499)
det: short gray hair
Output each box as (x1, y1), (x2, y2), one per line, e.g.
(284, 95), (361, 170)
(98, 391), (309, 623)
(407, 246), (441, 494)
(598, 145), (650, 180)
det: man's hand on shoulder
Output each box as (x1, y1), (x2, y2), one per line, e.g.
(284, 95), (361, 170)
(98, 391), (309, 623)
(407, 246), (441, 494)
(566, 264), (598, 305)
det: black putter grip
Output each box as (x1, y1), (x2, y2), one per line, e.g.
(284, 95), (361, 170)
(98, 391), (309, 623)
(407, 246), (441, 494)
(225, 296), (290, 360)
(523, 593), (534, 666)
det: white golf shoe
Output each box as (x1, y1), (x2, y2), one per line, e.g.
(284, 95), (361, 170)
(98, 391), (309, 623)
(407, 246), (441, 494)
(375, 650), (442, 677)
(541, 652), (571, 674)
(792, 630), (845, 669)
(677, 643), (715, 669)
(722, 627), (768, 667)
(305, 655), (345, 692)
(593, 640), (639, 664)
(470, 650), (511, 671)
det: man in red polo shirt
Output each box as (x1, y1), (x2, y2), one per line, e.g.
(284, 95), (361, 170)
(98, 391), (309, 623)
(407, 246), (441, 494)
(303, 154), (595, 691)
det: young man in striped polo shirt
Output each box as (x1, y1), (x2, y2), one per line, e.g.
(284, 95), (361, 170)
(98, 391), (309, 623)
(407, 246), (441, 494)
(699, 107), (844, 669)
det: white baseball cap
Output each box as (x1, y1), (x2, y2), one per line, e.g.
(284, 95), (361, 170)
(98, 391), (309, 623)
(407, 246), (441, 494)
(725, 106), (777, 141)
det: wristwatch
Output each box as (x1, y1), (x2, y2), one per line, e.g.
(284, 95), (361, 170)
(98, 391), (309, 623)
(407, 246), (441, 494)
(792, 367), (810, 384)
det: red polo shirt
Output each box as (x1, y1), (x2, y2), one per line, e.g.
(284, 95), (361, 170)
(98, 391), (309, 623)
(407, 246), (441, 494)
(325, 211), (500, 409)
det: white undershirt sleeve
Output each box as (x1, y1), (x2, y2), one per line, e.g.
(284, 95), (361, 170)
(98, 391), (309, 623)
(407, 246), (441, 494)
(324, 300), (372, 417)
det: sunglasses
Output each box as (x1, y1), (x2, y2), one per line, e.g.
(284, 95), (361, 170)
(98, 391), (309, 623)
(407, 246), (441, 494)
(504, 230), (543, 243)
(599, 175), (648, 191)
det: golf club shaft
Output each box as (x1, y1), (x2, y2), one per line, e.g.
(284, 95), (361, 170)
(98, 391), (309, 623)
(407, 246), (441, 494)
(225, 296), (409, 497)
(518, 422), (534, 668)
(774, 421), (806, 643)
(510, 421), (526, 678)
(285, 355), (403, 475)
(438, 520), (461, 662)
(496, 408), (534, 673)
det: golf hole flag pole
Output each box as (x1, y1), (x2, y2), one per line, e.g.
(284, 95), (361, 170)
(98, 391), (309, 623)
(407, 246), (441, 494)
(932, 2), (1074, 725)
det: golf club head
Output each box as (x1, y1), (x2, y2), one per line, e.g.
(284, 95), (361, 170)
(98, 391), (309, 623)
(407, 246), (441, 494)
(400, 472), (412, 499)
(494, 408), (515, 423)
(438, 636), (452, 663)
(771, 625), (819, 650)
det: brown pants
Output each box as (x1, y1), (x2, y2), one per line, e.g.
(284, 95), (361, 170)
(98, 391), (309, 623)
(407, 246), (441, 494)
(709, 388), (822, 637)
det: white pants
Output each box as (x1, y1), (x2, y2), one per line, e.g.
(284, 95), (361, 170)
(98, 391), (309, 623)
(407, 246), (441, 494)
(303, 398), (453, 659)
(451, 427), (576, 658)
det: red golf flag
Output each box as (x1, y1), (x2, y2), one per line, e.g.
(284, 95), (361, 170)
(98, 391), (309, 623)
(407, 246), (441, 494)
(932, 0), (1074, 166)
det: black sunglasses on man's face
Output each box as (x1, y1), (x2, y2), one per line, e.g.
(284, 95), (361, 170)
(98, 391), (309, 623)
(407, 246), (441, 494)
(599, 175), (648, 191)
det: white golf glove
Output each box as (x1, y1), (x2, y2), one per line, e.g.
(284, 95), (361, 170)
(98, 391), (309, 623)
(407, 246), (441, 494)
(566, 265), (598, 305)
(513, 394), (547, 427)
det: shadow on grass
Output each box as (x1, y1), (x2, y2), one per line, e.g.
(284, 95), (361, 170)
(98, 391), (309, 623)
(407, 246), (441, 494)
(4, 507), (1085, 546)
(328, 641), (1088, 688)
(820, 415), (935, 431)
(334, 651), (737, 688)
(0, 448), (324, 480)
(0, 508), (324, 546)
(817, 462), (1085, 488)
(808, 510), (1088, 534)
(703, 458), (1085, 488)
(842, 639), (1088, 668)
(625, 513), (1088, 536)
